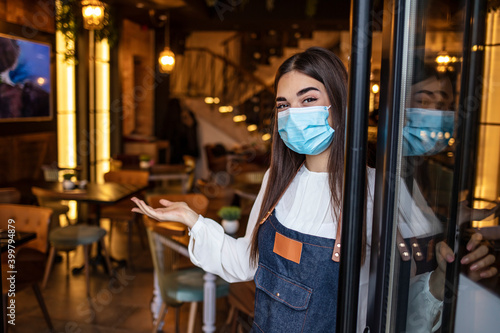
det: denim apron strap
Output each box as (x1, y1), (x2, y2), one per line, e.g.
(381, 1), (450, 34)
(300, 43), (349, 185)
(332, 215), (342, 262)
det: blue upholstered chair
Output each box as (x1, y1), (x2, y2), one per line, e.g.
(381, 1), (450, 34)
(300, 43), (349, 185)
(42, 224), (112, 297)
(32, 186), (112, 297)
(145, 193), (229, 333)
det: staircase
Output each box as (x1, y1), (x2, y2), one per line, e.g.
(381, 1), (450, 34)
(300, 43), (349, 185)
(170, 31), (345, 144)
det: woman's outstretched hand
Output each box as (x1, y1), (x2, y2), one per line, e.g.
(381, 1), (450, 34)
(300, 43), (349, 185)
(131, 197), (199, 229)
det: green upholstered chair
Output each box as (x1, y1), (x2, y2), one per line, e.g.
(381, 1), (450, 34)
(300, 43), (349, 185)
(145, 193), (229, 333)
(145, 224), (229, 333)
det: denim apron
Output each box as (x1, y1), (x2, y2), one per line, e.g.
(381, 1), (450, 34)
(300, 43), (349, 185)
(252, 210), (341, 333)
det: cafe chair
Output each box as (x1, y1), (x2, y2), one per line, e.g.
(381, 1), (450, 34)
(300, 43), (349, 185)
(0, 187), (21, 204)
(101, 170), (149, 268)
(32, 185), (71, 230)
(183, 155), (197, 193)
(32, 186), (76, 273)
(31, 187), (113, 297)
(41, 225), (112, 297)
(225, 281), (256, 333)
(0, 204), (54, 332)
(145, 193), (229, 333)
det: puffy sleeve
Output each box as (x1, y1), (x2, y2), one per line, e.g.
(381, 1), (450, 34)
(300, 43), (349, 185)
(187, 170), (270, 283)
(406, 272), (443, 333)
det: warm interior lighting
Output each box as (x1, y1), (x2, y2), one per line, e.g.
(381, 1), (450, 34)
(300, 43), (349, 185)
(56, 26), (76, 169)
(219, 106), (233, 113)
(95, 38), (111, 183)
(205, 97), (220, 104)
(262, 133), (271, 141)
(474, 11), (500, 228)
(159, 47), (175, 73)
(81, 0), (105, 30)
(436, 54), (451, 64)
(371, 83), (379, 94)
(158, 13), (175, 74)
(247, 124), (258, 132)
(233, 114), (247, 122)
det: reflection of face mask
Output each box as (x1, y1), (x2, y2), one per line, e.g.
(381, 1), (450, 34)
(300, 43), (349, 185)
(278, 105), (334, 155)
(402, 108), (455, 156)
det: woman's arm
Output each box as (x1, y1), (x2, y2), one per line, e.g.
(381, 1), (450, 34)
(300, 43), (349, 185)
(131, 170), (270, 283)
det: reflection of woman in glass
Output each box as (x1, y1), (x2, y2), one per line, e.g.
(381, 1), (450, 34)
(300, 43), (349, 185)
(131, 48), (497, 332)
(0, 37), (49, 119)
(401, 61), (499, 332)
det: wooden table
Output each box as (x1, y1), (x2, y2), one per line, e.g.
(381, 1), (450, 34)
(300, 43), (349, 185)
(149, 164), (192, 193)
(40, 181), (148, 223)
(37, 182), (148, 270)
(0, 231), (36, 253)
(151, 222), (219, 333)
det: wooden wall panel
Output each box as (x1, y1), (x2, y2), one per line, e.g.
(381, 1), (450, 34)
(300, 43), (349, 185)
(0, 0), (54, 34)
(0, 132), (57, 185)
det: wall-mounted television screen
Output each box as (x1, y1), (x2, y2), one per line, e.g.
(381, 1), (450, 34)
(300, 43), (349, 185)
(0, 33), (51, 122)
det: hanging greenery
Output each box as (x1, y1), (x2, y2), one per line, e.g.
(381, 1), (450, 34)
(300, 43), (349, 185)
(305, 0), (318, 18)
(488, 0), (500, 12)
(56, 0), (118, 62)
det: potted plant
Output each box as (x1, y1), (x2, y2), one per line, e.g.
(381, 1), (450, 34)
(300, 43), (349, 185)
(139, 154), (152, 169)
(62, 173), (75, 190)
(217, 206), (241, 235)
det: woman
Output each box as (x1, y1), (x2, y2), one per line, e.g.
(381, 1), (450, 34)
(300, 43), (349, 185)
(132, 47), (495, 332)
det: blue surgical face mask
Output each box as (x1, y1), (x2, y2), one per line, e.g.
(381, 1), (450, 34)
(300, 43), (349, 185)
(402, 108), (455, 156)
(277, 105), (335, 155)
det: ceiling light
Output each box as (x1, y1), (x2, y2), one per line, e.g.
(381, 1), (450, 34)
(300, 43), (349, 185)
(262, 133), (271, 141)
(233, 115), (247, 122)
(158, 12), (175, 74)
(247, 124), (258, 132)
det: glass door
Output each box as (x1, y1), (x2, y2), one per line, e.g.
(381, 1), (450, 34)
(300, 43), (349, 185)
(366, 0), (500, 331)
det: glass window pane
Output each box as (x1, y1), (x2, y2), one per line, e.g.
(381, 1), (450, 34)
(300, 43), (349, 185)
(388, 0), (466, 331)
(384, 1), (500, 332)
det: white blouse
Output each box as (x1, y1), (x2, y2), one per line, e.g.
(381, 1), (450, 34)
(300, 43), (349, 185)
(188, 165), (441, 332)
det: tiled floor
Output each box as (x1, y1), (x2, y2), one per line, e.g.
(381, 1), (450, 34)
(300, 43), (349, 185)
(9, 184), (240, 333)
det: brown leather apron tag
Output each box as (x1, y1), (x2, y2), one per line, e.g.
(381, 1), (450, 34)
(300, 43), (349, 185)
(273, 232), (302, 264)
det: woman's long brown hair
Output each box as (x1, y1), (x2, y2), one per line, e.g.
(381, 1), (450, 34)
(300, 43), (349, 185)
(249, 47), (367, 266)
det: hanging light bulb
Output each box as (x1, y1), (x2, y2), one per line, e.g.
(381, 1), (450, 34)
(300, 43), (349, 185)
(81, 0), (105, 30)
(158, 12), (175, 74)
(159, 47), (175, 73)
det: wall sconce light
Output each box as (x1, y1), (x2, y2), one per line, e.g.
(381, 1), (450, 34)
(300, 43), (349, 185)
(81, 0), (105, 30)
(158, 12), (175, 74)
